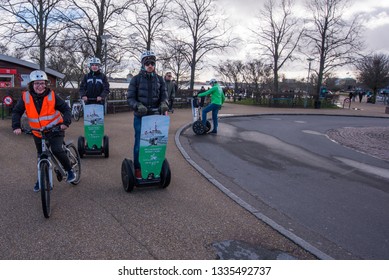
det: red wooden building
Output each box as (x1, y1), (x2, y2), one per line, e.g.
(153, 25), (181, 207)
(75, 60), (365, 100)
(0, 54), (65, 89)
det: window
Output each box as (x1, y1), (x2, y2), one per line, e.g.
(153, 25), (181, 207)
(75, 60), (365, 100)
(0, 75), (14, 88)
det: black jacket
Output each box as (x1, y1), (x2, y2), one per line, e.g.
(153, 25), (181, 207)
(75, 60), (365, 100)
(127, 70), (167, 116)
(79, 70), (110, 102)
(12, 88), (72, 132)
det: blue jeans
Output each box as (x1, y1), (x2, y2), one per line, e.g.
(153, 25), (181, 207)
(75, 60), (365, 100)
(133, 115), (142, 169)
(202, 103), (221, 132)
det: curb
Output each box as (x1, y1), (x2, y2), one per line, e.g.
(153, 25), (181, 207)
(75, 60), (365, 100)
(175, 115), (336, 260)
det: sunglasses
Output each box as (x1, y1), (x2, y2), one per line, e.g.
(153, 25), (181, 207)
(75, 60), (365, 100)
(144, 61), (155, 66)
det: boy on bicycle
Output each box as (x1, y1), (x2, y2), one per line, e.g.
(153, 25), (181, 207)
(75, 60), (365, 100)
(12, 70), (76, 192)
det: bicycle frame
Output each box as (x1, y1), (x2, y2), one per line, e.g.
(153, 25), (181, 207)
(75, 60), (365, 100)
(37, 131), (65, 191)
(32, 126), (81, 218)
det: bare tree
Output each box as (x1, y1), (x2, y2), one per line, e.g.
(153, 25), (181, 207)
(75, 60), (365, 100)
(252, 0), (304, 94)
(46, 37), (88, 87)
(125, 0), (169, 57)
(0, 0), (69, 70)
(159, 37), (191, 89)
(65, 0), (134, 74)
(242, 59), (273, 98)
(214, 60), (244, 92)
(304, 0), (364, 97)
(355, 53), (389, 103)
(174, 0), (235, 90)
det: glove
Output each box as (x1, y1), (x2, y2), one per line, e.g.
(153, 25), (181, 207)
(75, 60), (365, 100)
(160, 102), (169, 114)
(137, 103), (147, 116)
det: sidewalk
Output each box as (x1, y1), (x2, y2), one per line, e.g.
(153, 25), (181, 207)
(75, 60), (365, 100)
(0, 100), (386, 260)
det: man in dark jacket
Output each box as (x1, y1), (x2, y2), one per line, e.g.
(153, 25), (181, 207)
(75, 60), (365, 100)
(79, 57), (110, 105)
(164, 71), (176, 113)
(127, 50), (168, 179)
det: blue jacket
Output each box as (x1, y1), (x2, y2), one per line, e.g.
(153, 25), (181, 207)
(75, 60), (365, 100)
(79, 71), (110, 101)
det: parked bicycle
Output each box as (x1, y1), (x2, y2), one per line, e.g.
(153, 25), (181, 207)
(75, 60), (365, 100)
(65, 96), (84, 121)
(72, 99), (84, 121)
(32, 126), (81, 218)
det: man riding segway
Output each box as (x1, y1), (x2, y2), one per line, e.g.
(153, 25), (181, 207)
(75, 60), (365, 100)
(77, 57), (110, 158)
(121, 50), (171, 192)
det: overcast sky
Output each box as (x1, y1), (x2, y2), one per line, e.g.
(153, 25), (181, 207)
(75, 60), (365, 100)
(212, 0), (389, 80)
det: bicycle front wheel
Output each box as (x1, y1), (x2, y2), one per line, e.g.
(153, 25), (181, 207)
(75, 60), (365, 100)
(40, 161), (52, 218)
(73, 108), (80, 121)
(67, 143), (81, 185)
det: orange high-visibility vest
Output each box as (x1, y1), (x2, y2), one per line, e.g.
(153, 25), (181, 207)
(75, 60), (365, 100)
(23, 90), (63, 138)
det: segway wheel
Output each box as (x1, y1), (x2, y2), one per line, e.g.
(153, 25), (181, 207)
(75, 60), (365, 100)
(77, 136), (85, 158)
(159, 159), (171, 188)
(192, 120), (205, 135)
(205, 120), (211, 133)
(121, 159), (135, 192)
(103, 135), (109, 158)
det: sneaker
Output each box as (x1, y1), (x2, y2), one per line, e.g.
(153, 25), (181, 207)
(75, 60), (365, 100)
(33, 180), (40, 192)
(66, 170), (76, 183)
(210, 130), (217, 134)
(135, 169), (142, 180)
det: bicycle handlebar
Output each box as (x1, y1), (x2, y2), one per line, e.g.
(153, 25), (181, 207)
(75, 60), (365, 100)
(30, 125), (63, 134)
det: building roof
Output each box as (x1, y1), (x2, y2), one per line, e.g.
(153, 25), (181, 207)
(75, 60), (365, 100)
(0, 54), (65, 79)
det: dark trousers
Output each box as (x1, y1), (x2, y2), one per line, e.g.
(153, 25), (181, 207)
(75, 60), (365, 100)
(133, 115), (142, 169)
(33, 135), (72, 171)
(169, 98), (174, 111)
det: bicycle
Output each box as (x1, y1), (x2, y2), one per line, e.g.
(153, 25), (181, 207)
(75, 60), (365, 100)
(72, 99), (84, 121)
(32, 126), (81, 218)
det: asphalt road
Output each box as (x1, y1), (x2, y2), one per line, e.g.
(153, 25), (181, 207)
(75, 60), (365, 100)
(0, 108), (314, 260)
(179, 115), (389, 259)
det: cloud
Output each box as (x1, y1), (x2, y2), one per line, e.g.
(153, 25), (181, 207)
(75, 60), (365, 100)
(362, 10), (389, 29)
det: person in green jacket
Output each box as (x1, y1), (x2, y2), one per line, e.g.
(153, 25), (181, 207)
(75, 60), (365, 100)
(198, 79), (225, 134)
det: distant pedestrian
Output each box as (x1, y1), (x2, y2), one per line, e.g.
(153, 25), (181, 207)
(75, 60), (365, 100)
(358, 91), (364, 103)
(164, 71), (176, 113)
(198, 86), (206, 107)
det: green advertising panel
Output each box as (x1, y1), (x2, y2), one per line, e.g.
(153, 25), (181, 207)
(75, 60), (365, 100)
(84, 104), (104, 148)
(139, 115), (170, 179)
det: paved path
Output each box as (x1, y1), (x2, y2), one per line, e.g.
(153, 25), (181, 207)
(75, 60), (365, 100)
(0, 98), (387, 260)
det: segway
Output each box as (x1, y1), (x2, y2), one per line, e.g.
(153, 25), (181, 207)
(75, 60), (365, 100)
(122, 109), (171, 192)
(77, 98), (109, 158)
(191, 97), (211, 135)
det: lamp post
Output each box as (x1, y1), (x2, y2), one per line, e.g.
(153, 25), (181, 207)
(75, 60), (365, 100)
(100, 34), (112, 74)
(305, 58), (314, 108)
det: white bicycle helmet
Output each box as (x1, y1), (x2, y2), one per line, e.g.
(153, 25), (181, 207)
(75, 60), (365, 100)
(140, 50), (156, 63)
(88, 57), (101, 67)
(30, 70), (48, 82)
(209, 78), (217, 85)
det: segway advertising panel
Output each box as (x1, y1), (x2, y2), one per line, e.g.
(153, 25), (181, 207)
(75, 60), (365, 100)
(139, 115), (169, 179)
(122, 113), (171, 192)
(78, 103), (109, 158)
(84, 104), (104, 147)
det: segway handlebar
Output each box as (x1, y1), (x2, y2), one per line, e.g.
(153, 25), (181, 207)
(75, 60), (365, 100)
(147, 107), (166, 115)
(84, 97), (104, 104)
